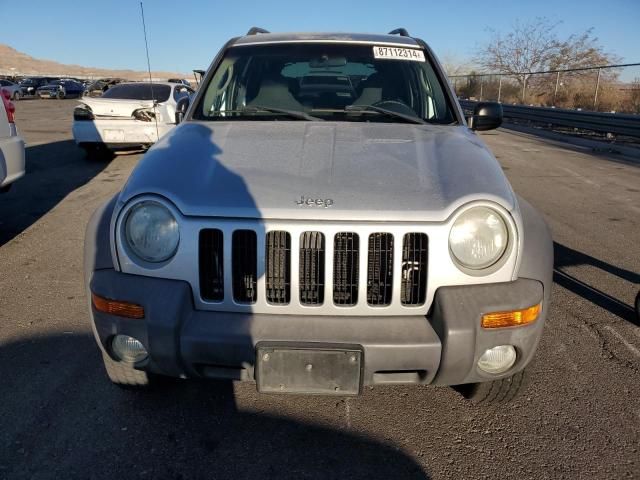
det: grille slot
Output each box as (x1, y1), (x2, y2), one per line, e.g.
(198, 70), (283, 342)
(333, 233), (359, 306)
(367, 233), (394, 306)
(299, 231), (325, 305)
(401, 233), (428, 305)
(232, 230), (257, 304)
(265, 231), (291, 304)
(199, 229), (224, 301)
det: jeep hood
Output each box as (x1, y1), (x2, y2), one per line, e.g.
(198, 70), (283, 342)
(119, 121), (516, 222)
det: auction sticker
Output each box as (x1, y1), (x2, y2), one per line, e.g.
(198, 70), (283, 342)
(373, 46), (425, 62)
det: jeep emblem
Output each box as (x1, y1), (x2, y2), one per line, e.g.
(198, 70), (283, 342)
(296, 195), (334, 208)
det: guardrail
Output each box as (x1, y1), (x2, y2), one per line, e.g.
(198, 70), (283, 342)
(459, 100), (640, 138)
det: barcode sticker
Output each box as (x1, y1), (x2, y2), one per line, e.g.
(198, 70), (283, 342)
(373, 46), (425, 62)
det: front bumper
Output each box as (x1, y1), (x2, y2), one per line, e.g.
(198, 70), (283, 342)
(89, 269), (546, 388)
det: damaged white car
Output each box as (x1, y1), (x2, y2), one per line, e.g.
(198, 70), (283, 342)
(72, 82), (193, 158)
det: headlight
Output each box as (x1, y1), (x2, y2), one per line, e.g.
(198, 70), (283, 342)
(124, 201), (179, 262)
(449, 206), (508, 270)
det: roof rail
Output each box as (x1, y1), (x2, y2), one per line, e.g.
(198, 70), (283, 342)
(388, 28), (410, 37)
(246, 27), (270, 35)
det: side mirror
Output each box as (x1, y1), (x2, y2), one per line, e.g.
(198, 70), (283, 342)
(175, 96), (190, 124)
(468, 102), (503, 131)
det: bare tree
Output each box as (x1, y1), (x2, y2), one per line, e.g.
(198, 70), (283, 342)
(440, 52), (473, 76)
(474, 18), (619, 86)
(628, 78), (640, 113)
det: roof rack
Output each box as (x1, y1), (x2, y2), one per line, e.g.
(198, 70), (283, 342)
(246, 27), (270, 35)
(388, 28), (410, 37)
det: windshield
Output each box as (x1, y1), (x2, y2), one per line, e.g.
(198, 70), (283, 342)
(195, 43), (456, 123)
(101, 83), (171, 102)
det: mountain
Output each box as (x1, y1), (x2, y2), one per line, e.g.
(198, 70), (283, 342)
(0, 44), (191, 81)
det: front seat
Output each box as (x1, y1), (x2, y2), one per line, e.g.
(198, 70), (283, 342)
(353, 72), (403, 106)
(247, 69), (303, 111)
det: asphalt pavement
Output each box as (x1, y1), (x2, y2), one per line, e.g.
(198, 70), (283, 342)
(0, 100), (638, 480)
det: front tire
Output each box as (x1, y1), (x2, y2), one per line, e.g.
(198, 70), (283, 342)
(57, 90), (65, 100)
(453, 369), (529, 404)
(102, 353), (151, 388)
(12, 91), (21, 101)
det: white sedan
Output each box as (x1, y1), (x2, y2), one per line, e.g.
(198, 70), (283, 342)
(72, 82), (193, 158)
(0, 88), (25, 193)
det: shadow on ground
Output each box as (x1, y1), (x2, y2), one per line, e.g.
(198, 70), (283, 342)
(0, 140), (108, 247)
(0, 332), (429, 479)
(553, 242), (639, 325)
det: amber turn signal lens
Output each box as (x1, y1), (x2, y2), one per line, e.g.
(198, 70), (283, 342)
(91, 293), (145, 319)
(481, 303), (541, 329)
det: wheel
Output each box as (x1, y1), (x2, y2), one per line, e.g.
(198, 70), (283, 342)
(12, 91), (21, 101)
(57, 90), (65, 100)
(102, 353), (151, 388)
(453, 368), (529, 404)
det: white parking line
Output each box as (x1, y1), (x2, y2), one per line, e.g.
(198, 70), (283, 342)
(603, 325), (640, 358)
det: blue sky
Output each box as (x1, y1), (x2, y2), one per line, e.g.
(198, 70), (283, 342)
(1, 0), (638, 75)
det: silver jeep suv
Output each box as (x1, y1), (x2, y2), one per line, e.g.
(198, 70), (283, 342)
(85, 28), (552, 403)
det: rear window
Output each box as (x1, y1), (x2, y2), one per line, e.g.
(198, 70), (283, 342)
(102, 83), (171, 102)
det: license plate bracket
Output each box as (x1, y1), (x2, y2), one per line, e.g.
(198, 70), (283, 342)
(103, 129), (125, 142)
(256, 343), (363, 396)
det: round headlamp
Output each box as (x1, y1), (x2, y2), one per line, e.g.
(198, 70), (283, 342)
(449, 206), (508, 270)
(124, 201), (179, 262)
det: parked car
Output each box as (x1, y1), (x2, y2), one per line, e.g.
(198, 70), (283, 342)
(83, 78), (126, 97)
(36, 79), (85, 99)
(73, 81), (193, 156)
(84, 29), (553, 404)
(0, 89), (26, 192)
(0, 79), (22, 101)
(18, 77), (58, 97)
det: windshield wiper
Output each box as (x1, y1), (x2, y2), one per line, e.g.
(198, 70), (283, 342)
(344, 105), (426, 125)
(243, 105), (321, 121)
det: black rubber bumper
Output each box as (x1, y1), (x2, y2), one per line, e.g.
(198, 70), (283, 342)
(90, 269), (545, 386)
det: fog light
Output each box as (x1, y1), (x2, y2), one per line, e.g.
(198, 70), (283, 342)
(477, 345), (516, 374)
(111, 335), (148, 363)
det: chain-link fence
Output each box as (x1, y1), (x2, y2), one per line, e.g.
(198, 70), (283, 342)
(449, 63), (640, 114)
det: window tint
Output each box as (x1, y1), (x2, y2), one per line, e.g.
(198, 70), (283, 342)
(102, 83), (171, 102)
(196, 43), (455, 124)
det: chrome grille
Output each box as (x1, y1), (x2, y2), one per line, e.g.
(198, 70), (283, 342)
(265, 231), (291, 304)
(299, 231), (325, 305)
(199, 229), (224, 301)
(401, 233), (428, 305)
(232, 230), (257, 304)
(198, 227), (428, 311)
(333, 232), (359, 306)
(367, 233), (394, 306)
